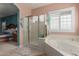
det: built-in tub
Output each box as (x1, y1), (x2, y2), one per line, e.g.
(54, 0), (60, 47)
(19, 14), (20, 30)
(45, 35), (79, 56)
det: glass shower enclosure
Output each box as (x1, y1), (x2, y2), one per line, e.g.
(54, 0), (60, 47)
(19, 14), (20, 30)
(22, 15), (47, 47)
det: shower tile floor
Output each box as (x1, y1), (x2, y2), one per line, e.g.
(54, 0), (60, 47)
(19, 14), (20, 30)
(0, 42), (46, 56)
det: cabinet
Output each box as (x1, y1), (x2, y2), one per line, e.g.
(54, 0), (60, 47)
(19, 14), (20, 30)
(12, 32), (17, 42)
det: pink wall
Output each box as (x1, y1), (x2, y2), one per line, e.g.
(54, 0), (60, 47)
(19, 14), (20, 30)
(32, 3), (76, 15)
(16, 3), (32, 17)
(15, 3), (79, 47)
(15, 3), (32, 47)
(32, 3), (79, 35)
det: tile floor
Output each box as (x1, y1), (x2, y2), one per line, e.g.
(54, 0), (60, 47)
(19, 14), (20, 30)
(0, 42), (46, 56)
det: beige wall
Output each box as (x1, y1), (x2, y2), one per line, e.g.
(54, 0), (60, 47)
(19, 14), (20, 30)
(32, 3), (79, 35)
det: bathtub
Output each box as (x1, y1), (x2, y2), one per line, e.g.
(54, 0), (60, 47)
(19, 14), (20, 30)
(45, 35), (79, 56)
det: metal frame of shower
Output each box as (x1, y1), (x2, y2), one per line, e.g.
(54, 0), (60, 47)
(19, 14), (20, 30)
(24, 15), (47, 46)
(27, 16), (39, 46)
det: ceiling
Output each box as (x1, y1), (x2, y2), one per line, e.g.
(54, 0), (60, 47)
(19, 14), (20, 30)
(0, 3), (49, 17)
(0, 3), (18, 17)
(25, 3), (50, 9)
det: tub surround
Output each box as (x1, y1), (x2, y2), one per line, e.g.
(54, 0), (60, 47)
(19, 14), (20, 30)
(45, 35), (79, 56)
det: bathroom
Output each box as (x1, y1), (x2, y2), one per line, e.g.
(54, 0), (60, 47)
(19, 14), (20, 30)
(0, 0), (79, 59)
(0, 3), (79, 56)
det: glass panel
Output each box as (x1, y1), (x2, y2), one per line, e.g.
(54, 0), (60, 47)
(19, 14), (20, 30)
(60, 14), (72, 22)
(49, 15), (59, 32)
(22, 17), (29, 46)
(39, 15), (45, 22)
(48, 9), (73, 32)
(60, 21), (72, 31)
(39, 15), (46, 38)
(29, 16), (39, 45)
(32, 16), (38, 23)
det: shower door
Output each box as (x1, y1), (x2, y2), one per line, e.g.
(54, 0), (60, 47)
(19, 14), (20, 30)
(39, 15), (47, 38)
(29, 15), (47, 47)
(22, 16), (39, 46)
(22, 16), (39, 47)
(22, 15), (47, 47)
(22, 17), (29, 47)
(29, 16), (39, 46)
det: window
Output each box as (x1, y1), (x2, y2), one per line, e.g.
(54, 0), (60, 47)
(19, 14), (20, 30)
(48, 7), (75, 32)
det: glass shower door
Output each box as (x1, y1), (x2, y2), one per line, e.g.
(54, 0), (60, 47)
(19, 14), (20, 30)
(22, 17), (29, 47)
(29, 16), (39, 46)
(29, 15), (47, 48)
(22, 15), (47, 47)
